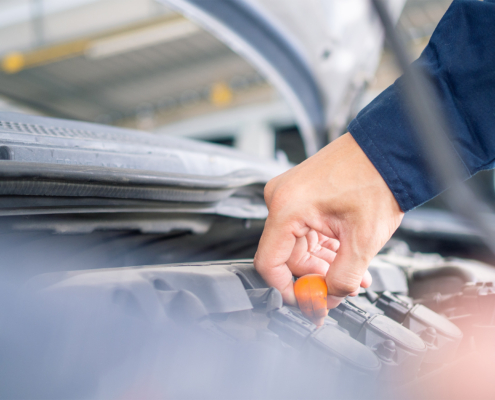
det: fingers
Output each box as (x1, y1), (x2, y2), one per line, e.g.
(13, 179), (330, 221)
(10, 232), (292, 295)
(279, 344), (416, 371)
(361, 270), (372, 288)
(287, 237), (330, 277)
(327, 295), (345, 309)
(254, 216), (309, 305)
(326, 271), (373, 309)
(257, 219), (374, 309)
(346, 270), (373, 298)
(308, 246), (337, 268)
(317, 232), (340, 252)
(325, 232), (374, 299)
(286, 230), (338, 277)
(256, 224), (341, 306)
(310, 231), (339, 263)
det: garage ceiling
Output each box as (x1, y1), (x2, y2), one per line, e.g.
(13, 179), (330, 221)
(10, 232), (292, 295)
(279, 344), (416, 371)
(0, 9), (272, 129)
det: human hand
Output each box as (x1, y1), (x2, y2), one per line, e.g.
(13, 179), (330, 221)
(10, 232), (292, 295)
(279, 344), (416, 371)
(254, 133), (404, 308)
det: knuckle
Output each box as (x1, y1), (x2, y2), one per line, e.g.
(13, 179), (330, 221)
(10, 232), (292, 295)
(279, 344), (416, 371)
(268, 184), (293, 210)
(254, 246), (269, 277)
(263, 179), (277, 203)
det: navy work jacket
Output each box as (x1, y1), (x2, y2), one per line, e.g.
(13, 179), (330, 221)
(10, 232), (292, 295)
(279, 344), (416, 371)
(349, 0), (495, 212)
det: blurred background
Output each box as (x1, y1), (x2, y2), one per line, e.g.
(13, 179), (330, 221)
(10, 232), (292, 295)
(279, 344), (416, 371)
(6, 0), (493, 223)
(3, 4), (495, 399)
(0, 0), (454, 165)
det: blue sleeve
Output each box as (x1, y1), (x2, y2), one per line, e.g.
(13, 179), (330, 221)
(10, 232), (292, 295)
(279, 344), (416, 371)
(348, 0), (495, 212)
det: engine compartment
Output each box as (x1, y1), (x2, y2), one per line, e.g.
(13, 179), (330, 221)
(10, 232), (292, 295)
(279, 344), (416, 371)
(3, 240), (494, 399)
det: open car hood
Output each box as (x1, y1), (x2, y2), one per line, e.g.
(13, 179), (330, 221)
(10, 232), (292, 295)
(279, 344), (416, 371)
(0, 111), (286, 219)
(158, 0), (406, 153)
(0, 1), (406, 220)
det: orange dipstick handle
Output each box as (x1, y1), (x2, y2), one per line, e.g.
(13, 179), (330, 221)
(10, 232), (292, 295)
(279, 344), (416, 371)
(294, 274), (328, 328)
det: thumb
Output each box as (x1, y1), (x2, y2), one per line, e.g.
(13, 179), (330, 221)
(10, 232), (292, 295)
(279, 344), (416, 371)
(325, 233), (374, 301)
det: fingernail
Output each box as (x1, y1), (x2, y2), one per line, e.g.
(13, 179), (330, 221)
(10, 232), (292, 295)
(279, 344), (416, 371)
(309, 243), (322, 255)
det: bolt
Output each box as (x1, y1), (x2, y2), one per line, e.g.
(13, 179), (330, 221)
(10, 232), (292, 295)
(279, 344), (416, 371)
(421, 327), (437, 345)
(376, 340), (396, 361)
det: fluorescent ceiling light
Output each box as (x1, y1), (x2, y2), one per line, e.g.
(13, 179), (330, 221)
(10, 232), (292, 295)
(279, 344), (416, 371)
(85, 19), (200, 59)
(0, 0), (100, 29)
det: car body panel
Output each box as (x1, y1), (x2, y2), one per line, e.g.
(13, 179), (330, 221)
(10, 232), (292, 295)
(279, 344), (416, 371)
(159, 0), (406, 151)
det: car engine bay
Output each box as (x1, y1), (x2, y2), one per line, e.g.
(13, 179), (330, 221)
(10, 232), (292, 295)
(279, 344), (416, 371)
(1, 237), (493, 399)
(0, 112), (492, 399)
(1, 1), (493, 399)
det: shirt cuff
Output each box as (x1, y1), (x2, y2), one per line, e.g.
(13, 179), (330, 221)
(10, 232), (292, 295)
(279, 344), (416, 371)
(348, 83), (441, 212)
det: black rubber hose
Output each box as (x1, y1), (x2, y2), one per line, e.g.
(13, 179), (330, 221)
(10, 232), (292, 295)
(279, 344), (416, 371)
(411, 266), (474, 283)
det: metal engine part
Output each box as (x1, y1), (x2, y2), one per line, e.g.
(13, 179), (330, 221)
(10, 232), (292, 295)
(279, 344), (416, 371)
(6, 245), (494, 399)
